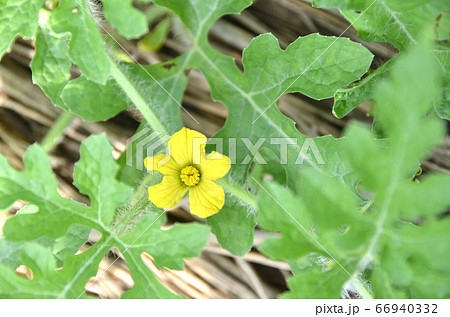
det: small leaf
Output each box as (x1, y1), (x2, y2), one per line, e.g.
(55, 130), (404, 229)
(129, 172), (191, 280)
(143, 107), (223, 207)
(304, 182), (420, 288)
(207, 196), (256, 256)
(138, 16), (171, 52)
(0, 0), (45, 59)
(153, 0), (252, 37)
(61, 60), (187, 123)
(49, 0), (111, 83)
(281, 267), (348, 299)
(332, 60), (391, 118)
(102, 0), (148, 39)
(30, 22), (71, 107)
(61, 76), (128, 121)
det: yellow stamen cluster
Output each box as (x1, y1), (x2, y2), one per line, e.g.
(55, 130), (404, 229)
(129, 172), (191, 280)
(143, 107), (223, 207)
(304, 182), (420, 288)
(180, 166), (200, 186)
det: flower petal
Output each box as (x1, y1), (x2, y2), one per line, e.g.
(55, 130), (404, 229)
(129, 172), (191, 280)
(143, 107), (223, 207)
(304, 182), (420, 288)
(144, 153), (179, 176)
(168, 128), (207, 166)
(200, 151), (231, 181)
(148, 176), (187, 208)
(189, 179), (225, 218)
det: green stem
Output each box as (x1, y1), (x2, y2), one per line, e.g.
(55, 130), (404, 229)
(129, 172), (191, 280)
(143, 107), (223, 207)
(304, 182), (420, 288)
(216, 177), (257, 209)
(41, 111), (75, 153)
(111, 173), (157, 236)
(133, 172), (157, 201)
(350, 277), (374, 299)
(109, 62), (169, 137)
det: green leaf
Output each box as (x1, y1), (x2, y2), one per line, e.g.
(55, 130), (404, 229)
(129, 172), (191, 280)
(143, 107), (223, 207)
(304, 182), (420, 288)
(0, 243), (107, 298)
(314, 0), (450, 119)
(400, 221), (450, 298)
(60, 75), (128, 121)
(196, 34), (371, 252)
(48, 0), (111, 83)
(120, 212), (209, 299)
(0, 134), (209, 298)
(332, 60), (391, 118)
(206, 195), (256, 256)
(256, 180), (371, 298)
(0, 0), (45, 59)
(257, 40), (450, 298)
(102, 0), (148, 39)
(121, 248), (179, 299)
(52, 224), (91, 264)
(121, 213), (209, 270)
(313, 0), (447, 50)
(0, 225), (90, 271)
(1, 135), (129, 240)
(397, 174), (450, 220)
(0, 237), (47, 269)
(150, 0), (373, 254)
(138, 16), (171, 52)
(344, 42), (449, 298)
(0, 238), (24, 269)
(73, 136), (132, 226)
(153, 0), (252, 37)
(192, 33), (373, 142)
(281, 267), (348, 299)
(30, 22), (71, 108)
(61, 59), (187, 124)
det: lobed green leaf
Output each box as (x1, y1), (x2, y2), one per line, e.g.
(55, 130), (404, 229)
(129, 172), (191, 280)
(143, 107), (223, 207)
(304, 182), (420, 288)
(313, 0), (450, 119)
(0, 135), (209, 298)
(0, 0), (45, 59)
(257, 40), (450, 298)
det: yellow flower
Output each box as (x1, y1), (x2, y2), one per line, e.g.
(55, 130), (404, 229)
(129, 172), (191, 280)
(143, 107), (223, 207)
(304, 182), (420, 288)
(144, 128), (231, 218)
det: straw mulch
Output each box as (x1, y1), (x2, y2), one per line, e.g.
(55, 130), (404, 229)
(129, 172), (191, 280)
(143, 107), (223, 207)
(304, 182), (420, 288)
(1, 0), (449, 299)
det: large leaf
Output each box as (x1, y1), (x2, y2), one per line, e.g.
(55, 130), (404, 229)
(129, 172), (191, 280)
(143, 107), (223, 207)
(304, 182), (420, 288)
(149, 0), (373, 255)
(257, 40), (450, 298)
(60, 75), (127, 121)
(0, 223), (89, 271)
(0, 134), (209, 298)
(197, 33), (371, 253)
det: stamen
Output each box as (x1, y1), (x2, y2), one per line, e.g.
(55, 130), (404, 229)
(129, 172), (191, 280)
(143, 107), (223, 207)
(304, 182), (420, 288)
(180, 166), (200, 186)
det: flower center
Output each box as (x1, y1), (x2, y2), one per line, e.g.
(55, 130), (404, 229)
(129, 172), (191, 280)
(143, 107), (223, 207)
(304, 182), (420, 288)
(180, 166), (200, 186)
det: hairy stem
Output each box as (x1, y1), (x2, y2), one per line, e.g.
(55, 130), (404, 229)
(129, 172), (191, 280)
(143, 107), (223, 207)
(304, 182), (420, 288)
(216, 177), (257, 209)
(111, 173), (158, 236)
(109, 62), (169, 137)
